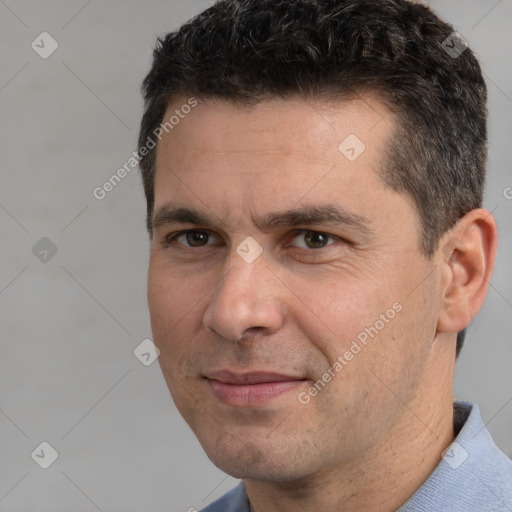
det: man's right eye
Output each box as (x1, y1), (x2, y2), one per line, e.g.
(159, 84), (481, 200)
(164, 230), (220, 248)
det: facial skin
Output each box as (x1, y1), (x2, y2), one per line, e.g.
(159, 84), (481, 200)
(147, 95), (497, 511)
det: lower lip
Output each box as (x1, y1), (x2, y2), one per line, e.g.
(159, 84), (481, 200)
(207, 379), (305, 407)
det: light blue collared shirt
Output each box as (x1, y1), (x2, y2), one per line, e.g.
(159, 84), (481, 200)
(200, 402), (512, 511)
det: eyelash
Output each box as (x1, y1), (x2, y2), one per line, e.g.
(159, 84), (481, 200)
(163, 229), (342, 250)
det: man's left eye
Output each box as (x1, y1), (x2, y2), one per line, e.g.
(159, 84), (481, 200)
(290, 230), (338, 249)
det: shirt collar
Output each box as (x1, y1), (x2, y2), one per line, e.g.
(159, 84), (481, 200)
(397, 400), (512, 511)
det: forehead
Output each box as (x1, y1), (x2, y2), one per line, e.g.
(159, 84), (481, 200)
(152, 95), (400, 228)
(157, 95), (392, 164)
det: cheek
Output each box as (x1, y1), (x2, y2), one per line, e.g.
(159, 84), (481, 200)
(147, 266), (200, 375)
(288, 274), (416, 401)
(148, 260), (203, 330)
(288, 275), (375, 361)
(147, 273), (204, 415)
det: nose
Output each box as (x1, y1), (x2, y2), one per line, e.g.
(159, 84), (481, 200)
(202, 252), (286, 342)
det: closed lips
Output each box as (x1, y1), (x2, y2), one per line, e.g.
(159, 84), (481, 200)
(205, 371), (306, 384)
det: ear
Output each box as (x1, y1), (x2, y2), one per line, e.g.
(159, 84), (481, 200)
(436, 209), (498, 335)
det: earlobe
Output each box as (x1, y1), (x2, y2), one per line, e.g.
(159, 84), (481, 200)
(436, 209), (498, 335)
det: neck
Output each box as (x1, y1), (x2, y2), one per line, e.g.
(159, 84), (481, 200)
(245, 336), (456, 512)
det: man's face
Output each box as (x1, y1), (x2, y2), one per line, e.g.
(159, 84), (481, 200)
(147, 96), (443, 481)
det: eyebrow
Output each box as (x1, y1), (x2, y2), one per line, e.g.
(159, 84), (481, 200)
(151, 203), (374, 235)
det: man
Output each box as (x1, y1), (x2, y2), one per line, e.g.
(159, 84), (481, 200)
(138, 0), (512, 510)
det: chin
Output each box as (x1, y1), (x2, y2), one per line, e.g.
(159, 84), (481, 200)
(200, 433), (318, 483)
(209, 458), (306, 482)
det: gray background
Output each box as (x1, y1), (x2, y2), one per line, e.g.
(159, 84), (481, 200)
(0, 1), (510, 510)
